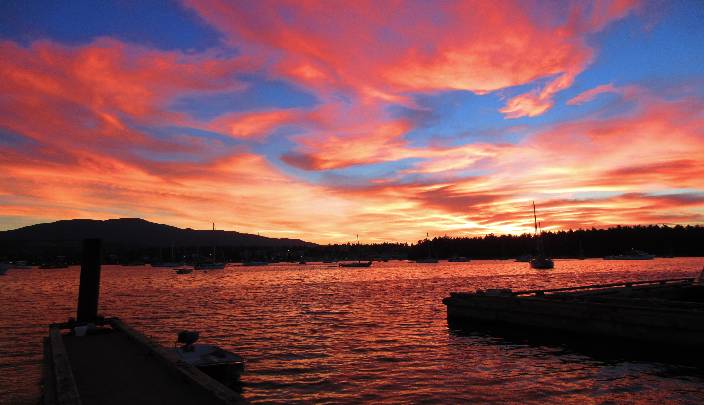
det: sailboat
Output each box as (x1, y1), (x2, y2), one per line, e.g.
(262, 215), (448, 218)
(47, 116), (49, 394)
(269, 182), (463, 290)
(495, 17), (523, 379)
(414, 233), (439, 263)
(195, 223), (226, 270)
(151, 243), (184, 267)
(339, 234), (372, 267)
(530, 202), (554, 270)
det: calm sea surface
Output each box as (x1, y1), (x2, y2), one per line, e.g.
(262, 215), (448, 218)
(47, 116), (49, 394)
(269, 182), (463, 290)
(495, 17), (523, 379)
(2, 258), (704, 404)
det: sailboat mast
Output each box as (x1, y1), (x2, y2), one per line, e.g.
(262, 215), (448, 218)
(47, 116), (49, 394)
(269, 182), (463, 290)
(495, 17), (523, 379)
(532, 201), (538, 235)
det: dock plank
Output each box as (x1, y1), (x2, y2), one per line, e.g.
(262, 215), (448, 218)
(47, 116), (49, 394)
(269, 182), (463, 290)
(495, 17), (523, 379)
(48, 327), (82, 405)
(61, 326), (244, 405)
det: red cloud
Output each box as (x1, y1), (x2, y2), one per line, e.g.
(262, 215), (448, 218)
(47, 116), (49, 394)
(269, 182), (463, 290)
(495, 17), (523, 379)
(308, 87), (704, 237)
(0, 38), (254, 157)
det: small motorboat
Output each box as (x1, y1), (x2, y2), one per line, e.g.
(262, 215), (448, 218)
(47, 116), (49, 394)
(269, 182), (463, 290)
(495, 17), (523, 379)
(39, 263), (69, 269)
(414, 258), (439, 263)
(194, 262), (226, 270)
(515, 254), (532, 262)
(339, 261), (372, 268)
(175, 267), (193, 274)
(151, 262), (184, 268)
(604, 249), (656, 260)
(530, 255), (554, 269)
(241, 261), (269, 266)
(171, 331), (244, 383)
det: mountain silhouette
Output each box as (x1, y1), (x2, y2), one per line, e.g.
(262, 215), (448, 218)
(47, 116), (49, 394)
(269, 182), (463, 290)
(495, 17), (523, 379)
(0, 218), (315, 247)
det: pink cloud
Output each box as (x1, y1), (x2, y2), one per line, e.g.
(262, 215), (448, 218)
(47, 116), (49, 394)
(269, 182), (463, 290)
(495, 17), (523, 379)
(184, 0), (640, 117)
(567, 83), (619, 105)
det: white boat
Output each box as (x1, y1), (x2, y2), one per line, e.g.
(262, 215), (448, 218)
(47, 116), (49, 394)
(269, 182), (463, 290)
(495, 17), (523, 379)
(171, 331), (244, 383)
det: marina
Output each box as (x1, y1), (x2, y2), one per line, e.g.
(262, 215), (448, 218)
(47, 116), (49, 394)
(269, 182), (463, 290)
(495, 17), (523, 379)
(3, 257), (704, 403)
(2, 1), (703, 404)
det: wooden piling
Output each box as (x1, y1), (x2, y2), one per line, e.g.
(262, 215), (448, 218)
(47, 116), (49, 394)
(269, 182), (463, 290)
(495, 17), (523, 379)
(76, 239), (101, 323)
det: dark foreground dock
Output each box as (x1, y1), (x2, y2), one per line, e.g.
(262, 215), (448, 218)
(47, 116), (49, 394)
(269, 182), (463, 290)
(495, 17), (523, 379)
(444, 276), (704, 347)
(42, 239), (245, 404)
(43, 318), (245, 405)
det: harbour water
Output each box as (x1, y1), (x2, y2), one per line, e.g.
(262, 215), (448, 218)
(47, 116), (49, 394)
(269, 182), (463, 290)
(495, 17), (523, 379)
(2, 258), (704, 404)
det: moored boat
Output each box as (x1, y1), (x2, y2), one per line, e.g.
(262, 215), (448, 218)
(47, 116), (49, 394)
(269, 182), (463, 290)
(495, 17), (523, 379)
(241, 261), (269, 266)
(415, 232), (438, 263)
(175, 267), (193, 274)
(604, 249), (655, 260)
(529, 202), (554, 270)
(171, 331), (245, 383)
(10, 260), (32, 269)
(39, 263), (69, 269)
(151, 262), (184, 268)
(194, 262), (226, 270)
(194, 223), (226, 270)
(529, 256), (554, 269)
(339, 261), (372, 268)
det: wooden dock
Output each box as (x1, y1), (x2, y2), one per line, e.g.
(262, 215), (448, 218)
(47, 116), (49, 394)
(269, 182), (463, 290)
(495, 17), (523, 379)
(42, 239), (246, 404)
(443, 277), (704, 347)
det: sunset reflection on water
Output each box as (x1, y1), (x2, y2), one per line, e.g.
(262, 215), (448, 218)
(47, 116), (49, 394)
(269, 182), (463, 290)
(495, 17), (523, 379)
(2, 258), (704, 403)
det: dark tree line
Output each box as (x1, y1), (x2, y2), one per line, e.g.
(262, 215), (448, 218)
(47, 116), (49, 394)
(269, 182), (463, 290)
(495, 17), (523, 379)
(2, 225), (702, 264)
(407, 225), (704, 259)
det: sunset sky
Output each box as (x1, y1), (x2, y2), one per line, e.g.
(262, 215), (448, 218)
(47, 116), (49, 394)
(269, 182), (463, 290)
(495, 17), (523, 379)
(1, 0), (703, 243)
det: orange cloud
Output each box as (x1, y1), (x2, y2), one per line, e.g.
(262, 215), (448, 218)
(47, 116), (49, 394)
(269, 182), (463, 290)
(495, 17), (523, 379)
(207, 109), (302, 139)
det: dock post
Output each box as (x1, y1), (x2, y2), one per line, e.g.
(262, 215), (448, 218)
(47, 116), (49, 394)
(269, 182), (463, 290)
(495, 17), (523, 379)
(77, 238), (102, 323)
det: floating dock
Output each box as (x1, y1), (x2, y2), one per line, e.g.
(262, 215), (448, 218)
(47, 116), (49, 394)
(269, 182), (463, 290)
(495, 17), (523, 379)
(42, 239), (246, 405)
(443, 277), (704, 346)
